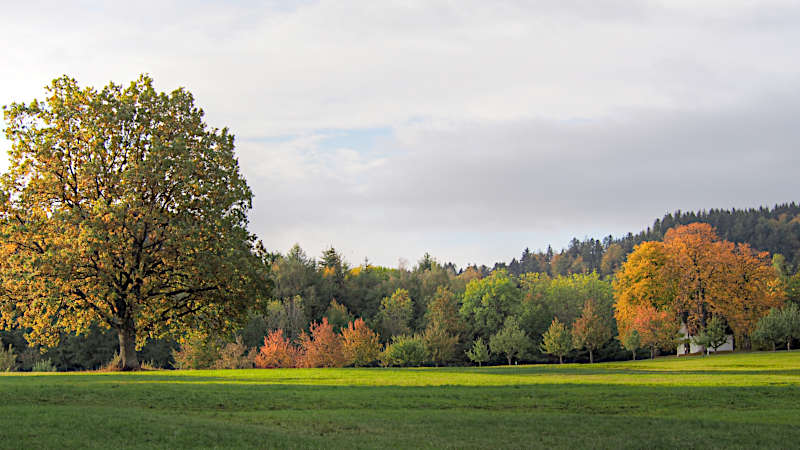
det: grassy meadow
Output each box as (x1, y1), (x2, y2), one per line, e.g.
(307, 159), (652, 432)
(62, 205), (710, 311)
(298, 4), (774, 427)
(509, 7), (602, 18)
(1, 351), (799, 449)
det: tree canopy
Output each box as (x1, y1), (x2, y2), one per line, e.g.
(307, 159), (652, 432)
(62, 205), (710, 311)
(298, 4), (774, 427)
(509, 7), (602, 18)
(0, 75), (265, 369)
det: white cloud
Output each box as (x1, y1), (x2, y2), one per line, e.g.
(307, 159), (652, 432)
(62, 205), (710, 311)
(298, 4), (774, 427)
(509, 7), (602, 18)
(2, 0), (799, 266)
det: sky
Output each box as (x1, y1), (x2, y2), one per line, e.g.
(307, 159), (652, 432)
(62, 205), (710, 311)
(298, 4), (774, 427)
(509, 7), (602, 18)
(2, 0), (799, 268)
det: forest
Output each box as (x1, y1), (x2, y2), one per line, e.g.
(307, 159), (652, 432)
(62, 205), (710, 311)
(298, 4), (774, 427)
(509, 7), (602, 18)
(2, 204), (798, 371)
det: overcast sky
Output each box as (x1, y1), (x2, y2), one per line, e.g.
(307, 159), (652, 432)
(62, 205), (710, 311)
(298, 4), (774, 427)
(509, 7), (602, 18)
(2, 1), (799, 267)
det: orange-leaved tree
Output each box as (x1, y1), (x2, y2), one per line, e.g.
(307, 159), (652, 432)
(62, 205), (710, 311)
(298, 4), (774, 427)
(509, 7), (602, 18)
(341, 318), (381, 367)
(572, 299), (611, 364)
(254, 329), (298, 369)
(712, 243), (784, 347)
(631, 304), (679, 359)
(298, 317), (346, 368)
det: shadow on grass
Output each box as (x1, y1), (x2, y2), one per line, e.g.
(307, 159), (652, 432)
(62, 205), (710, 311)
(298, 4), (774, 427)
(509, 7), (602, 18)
(0, 378), (798, 449)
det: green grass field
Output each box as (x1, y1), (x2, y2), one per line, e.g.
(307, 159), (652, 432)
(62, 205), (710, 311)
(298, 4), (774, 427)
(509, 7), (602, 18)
(1, 352), (799, 449)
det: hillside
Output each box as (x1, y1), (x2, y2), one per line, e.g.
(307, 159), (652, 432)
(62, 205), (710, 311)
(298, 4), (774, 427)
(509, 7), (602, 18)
(495, 202), (800, 277)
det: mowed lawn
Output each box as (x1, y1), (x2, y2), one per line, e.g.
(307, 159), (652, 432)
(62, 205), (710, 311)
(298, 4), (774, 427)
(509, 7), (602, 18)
(1, 352), (799, 449)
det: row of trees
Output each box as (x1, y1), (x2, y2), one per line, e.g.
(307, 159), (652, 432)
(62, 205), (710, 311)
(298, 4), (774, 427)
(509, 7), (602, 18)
(0, 75), (797, 370)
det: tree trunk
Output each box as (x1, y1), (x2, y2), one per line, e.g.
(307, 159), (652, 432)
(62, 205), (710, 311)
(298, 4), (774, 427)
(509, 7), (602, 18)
(650, 346), (655, 359)
(589, 350), (594, 364)
(788, 340), (792, 351)
(632, 350), (636, 361)
(117, 326), (140, 371)
(559, 355), (563, 364)
(507, 356), (512, 366)
(772, 342), (776, 352)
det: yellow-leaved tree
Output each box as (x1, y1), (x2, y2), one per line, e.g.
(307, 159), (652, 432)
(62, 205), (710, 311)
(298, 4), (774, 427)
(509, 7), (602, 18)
(0, 75), (266, 370)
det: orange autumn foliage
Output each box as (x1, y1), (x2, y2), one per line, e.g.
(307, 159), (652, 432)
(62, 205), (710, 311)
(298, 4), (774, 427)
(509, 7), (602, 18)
(630, 304), (679, 359)
(254, 329), (298, 368)
(298, 318), (346, 368)
(614, 223), (784, 349)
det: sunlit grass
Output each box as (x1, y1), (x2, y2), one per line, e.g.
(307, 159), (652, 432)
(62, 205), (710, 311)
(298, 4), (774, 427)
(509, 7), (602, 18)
(1, 351), (798, 448)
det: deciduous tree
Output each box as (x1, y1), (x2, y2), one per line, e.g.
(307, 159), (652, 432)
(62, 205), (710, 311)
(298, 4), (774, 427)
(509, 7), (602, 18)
(254, 329), (297, 368)
(298, 318), (345, 368)
(572, 299), (611, 363)
(340, 318), (381, 367)
(490, 316), (529, 365)
(540, 318), (572, 364)
(0, 75), (264, 370)
(466, 337), (490, 366)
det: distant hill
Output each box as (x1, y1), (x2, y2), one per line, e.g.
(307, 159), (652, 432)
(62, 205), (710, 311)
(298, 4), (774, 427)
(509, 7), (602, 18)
(486, 203), (800, 277)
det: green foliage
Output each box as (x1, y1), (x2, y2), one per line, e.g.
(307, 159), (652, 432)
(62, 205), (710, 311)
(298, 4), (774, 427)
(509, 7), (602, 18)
(460, 270), (521, 338)
(323, 300), (353, 333)
(694, 316), (729, 354)
(545, 273), (613, 328)
(489, 316), (529, 365)
(466, 338), (490, 366)
(619, 329), (641, 360)
(32, 358), (57, 372)
(540, 318), (573, 364)
(753, 308), (786, 351)
(381, 335), (425, 367)
(754, 305), (800, 351)
(378, 289), (414, 340)
(422, 325), (459, 367)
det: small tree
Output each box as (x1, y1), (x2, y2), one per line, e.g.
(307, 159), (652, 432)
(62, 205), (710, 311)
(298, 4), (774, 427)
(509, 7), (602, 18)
(299, 318), (346, 368)
(341, 318), (381, 367)
(572, 299), (612, 363)
(619, 329), (641, 361)
(780, 303), (800, 350)
(467, 338), (490, 367)
(631, 305), (679, 359)
(540, 318), (573, 364)
(693, 316), (728, 355)
(490, 316), (530, 365)
(254, 329), (297, 369)
(753, 308), (786, 351)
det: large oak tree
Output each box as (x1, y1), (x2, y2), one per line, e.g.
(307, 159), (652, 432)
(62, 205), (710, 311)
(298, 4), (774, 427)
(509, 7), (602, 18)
(0, 75), (266, 370)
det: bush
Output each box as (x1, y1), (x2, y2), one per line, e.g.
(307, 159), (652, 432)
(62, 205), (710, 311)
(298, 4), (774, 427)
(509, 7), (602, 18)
(381, 335), (426, 367)
(341, 318), (381, 367)
(213, 336), (254, 369)
(32, 358), (57, 372)
(0, 343), (17, 372)
(298, 318), (346, 368)
(254, 329), (298, 368)
(172, 333), (222, 369)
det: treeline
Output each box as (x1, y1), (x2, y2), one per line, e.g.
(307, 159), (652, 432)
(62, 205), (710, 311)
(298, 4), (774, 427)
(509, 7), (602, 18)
(3, 206), (800, 371)
(488, 203), (800, 278)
